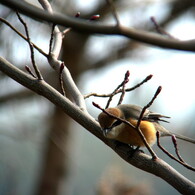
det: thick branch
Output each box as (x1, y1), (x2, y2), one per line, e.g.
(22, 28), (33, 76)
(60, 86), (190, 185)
(38, 0), (87, 111)
(0, 57), (195, 194)
(1, 0), (195, 52)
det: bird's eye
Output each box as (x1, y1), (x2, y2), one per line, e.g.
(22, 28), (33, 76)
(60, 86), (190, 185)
(111, 120), (122, 128)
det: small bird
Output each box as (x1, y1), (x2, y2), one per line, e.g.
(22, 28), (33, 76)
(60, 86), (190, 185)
(98, 104), (195, 147)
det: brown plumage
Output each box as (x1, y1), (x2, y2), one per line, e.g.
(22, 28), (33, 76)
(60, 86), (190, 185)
(98, 104), (195, 147)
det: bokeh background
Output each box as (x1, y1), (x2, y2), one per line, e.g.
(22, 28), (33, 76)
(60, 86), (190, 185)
(0, 0), (195, 194)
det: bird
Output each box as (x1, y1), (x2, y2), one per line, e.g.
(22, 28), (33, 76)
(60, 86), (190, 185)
(98, 104), (195, 147)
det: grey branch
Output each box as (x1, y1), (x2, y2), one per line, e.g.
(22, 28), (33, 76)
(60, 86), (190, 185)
(38, 0), (87, 111)
(0, 57), (195, 194)
(1, 0), (195, 52)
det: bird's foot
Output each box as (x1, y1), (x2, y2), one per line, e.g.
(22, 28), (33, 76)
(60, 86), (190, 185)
(126, 146), (145, 159)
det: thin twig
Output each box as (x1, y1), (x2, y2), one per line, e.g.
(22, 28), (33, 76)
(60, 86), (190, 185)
(90, 15), (100, 21)
(49, 23), (55, 55)
(135, 86), (162, 159)
(0, 17), (48, 57)
(39, 0), (62, 59)
(84, 74), (153, 99)
(137, 86), (162, 126)
(62, 28), (71, 37)
(156, 131), (195, 171)
(150, 16), (176, 39)
(59, 62), (66, 96)
(106, 70), (130, 108)
(126, 74), (153, 92)
(16, 12), (43, 80)
(117, 70), (130, 105)
(93, 102), (137, 130)
(135, 86), (162, 135)
(106, 0), (120, 26)
(61, 13), (81, 38)
(25, 65), (36, 78)
(105, 88), (118, 108)
(49, 25), (65, 96)
(93, 102), (157, 159)
(172, 135), (185, 162)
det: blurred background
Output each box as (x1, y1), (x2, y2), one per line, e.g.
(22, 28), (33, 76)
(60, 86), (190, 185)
(0, 0), (195, 194)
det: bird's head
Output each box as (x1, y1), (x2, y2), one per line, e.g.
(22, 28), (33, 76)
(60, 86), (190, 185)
(98, 107), (123, 136)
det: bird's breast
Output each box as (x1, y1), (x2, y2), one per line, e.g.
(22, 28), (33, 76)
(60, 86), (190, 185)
(105, 119), (157, 147)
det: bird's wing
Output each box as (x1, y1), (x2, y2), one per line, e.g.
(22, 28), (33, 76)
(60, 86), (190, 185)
(143, 112), (170, 123)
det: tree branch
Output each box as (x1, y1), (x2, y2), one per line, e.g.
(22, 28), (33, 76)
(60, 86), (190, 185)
(105, 0), (120, 26)
(0, 17), (48, 57)
(16, 12), (43, 80)
(38, 0), (87, 111)
(1, 0), (195, 52)
(84, 74), (153, 99)
(0, 57), (195, 194)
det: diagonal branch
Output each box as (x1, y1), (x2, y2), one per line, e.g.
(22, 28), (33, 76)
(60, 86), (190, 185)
(84, 74), (153, 99)
(38, 0), (87, 111)
(2, 0), (195, 52)
(156, 131), (195, 171)
(105, 70), (130, 108)
(106, 0), (120, 26)
(135, 86), (162, 159)
(171, 135), (185, 162)
(0, 17), (48, 57)
(117, 70), (130, 105)
(0, 57), (195, 194)
(16, 12), (43, 80)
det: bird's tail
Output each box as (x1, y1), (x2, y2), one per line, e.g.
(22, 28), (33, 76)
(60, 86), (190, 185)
(154, 123), (195, 144)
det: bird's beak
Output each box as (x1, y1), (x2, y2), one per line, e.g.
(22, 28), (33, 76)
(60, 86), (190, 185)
(102, 128), (111, 137)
